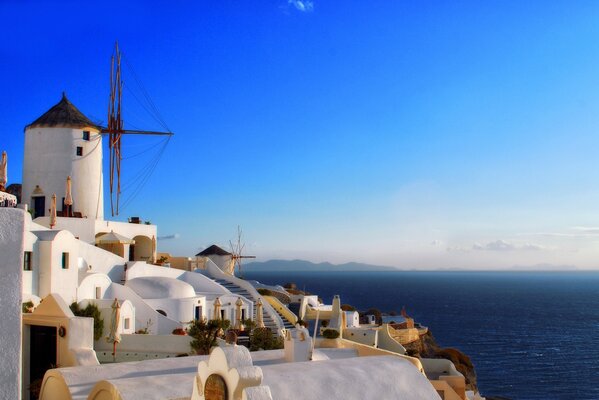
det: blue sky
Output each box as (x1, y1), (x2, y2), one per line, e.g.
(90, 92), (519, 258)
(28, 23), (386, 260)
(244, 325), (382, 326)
(3, 1), (599, 269)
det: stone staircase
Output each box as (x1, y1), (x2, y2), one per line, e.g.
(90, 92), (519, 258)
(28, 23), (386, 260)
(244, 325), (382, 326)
(271, 306), (295, 330)
(213, 279), (280, 333)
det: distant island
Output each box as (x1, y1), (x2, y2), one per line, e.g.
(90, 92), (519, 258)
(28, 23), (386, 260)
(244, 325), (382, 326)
(243, 259), (397, 272)
(244, 260), (582, 273)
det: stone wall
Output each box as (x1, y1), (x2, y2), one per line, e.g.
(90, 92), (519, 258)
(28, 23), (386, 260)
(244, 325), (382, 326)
(0, 208), (25, 399)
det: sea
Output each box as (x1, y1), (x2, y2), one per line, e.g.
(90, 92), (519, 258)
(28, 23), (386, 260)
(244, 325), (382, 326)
(243, 270), (599, 400)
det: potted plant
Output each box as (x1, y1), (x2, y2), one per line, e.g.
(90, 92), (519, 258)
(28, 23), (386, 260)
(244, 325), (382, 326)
(320, 329), (341, 348)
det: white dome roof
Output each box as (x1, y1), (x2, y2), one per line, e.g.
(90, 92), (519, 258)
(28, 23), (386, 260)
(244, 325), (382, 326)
(126, 276), (196, 299)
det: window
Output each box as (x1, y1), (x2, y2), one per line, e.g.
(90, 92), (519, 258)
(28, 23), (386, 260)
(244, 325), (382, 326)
(76, 147), (83, 156)
(124, 318), (130, 330)
(61, 252), (69, 269)
(95, 286), (101, 299)
(24, 251), (32, 271)
(82, 131), (90, 141)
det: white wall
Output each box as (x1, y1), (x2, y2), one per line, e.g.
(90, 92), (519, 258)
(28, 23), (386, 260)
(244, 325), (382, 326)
(126, 262), (231, 295)
(77, 240), (125, 283)
(34, 217), (157, 247)
(78, 273), (113, 301)
(343, 327), (379, 347)
(144, 297), (203, 324)
(23, 127), (103, 220)
(104, 283), (181, 334)
(0, 208), (25, 400)
(36, 230), (79, 303)
(79, 299), (136, 336)
(345, 311), (360, 328)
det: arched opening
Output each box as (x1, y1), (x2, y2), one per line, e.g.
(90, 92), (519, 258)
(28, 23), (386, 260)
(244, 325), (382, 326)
(131, 235), (153, 262)
(204, 374), (227, 400)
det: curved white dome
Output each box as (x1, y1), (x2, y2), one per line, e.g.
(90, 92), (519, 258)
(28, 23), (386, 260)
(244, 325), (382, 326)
(126, 276), (196, 299)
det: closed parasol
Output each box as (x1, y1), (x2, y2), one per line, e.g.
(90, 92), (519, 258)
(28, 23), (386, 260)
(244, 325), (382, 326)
(107, 298), (121, 361)
(50, 194), (57, 228)
(213, 297), (221, 320)
(65, 176), (73, 217)
(255, 297), (265, 328)
(0, 151), (7, 191)
(235, 297), (244, 330)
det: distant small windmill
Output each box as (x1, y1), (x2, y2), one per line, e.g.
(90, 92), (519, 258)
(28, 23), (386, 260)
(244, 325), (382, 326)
(229, 226), (255, 277)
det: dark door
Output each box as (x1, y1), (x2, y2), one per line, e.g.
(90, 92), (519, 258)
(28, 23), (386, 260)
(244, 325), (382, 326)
(32, 196), (45, 218)
(30, 325), (57, 384)
(195, 306), (202, 320)
(129, 244), (135, 261)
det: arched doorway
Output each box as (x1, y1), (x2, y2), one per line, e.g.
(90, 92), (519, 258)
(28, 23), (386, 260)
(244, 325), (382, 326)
(130, 235), (153, 262)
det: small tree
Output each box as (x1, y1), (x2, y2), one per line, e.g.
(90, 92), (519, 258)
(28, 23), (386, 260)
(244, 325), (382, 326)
(250, 327), (283, 351)
(70, 302), (104, 341)
(188, 319), (230, 355)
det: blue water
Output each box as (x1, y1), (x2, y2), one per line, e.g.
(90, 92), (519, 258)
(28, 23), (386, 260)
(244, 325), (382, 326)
(243, 271), (599, 400)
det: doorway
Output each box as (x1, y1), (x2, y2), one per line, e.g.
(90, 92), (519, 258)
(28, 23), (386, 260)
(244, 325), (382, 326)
(30, 325), (57, 385)
(32, 196), (45, 218)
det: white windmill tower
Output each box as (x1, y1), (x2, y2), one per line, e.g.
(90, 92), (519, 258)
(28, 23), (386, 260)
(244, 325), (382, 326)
(22, 93), (104, 220)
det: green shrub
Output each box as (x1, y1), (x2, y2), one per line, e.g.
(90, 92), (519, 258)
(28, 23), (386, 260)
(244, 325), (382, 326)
(250, 327), (283, 351)
(241, 318), (256, 332)
(22, 301), (34, 313)
(188, 319), (230, 355)
(70, 302), (104, 341)
(257, 288), (273, 296)
(322, 329), (340, 339)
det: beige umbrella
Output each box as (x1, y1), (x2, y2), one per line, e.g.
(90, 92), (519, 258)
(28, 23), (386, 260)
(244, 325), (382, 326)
(235, 297), (244, 330)
(107, 298), (121, 361)
(64, 176), (73, 217)
(49, 194), (57, 228)
(0, 151), (7, 191)
(213, 297), (222, 320)
(255, 298), (265, 328)
(95, 231), (135, 245)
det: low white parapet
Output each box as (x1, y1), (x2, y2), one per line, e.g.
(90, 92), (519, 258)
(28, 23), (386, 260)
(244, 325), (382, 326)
(192, 346), (270, 400)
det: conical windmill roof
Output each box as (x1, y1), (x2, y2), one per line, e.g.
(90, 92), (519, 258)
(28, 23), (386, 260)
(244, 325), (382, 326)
(96, 231), (135, 245)
(26, 92), (101, 130)
(196, 244), (232, 257)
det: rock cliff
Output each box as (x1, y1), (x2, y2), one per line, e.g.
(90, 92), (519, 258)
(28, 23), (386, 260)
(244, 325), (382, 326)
(404, 330), (478, 392)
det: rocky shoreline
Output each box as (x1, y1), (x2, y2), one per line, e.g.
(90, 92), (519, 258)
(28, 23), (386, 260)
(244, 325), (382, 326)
(404, 330), (478, 392)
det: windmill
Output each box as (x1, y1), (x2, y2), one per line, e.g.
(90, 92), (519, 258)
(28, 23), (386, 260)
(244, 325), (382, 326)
(229, 226), (256, 278)
(103, 42), (174, 216)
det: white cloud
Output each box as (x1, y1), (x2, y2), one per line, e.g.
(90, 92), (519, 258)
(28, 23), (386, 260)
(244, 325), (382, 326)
(570, 226), (599, 234)
(472, 240), (545, 252)
(288, 0), (314, 12)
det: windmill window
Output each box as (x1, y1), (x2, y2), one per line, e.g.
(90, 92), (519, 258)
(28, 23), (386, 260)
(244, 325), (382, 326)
(24, 251), (32, 271)
(82, 131), (90, 141)
(76, 147), (83, 156)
